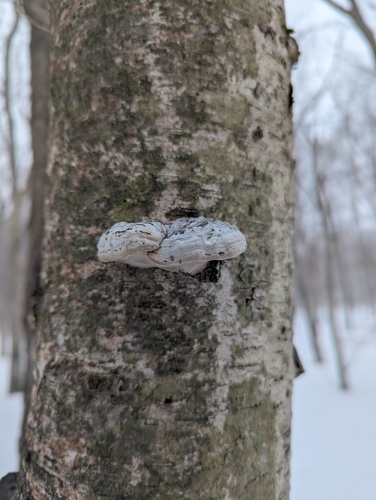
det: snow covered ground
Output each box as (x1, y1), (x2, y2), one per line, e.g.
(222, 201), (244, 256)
(1, 306), (376, 499)
(0, 355), (24, 477)
(291, 306), (376, 500)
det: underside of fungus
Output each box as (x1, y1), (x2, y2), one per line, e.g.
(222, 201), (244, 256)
(97, 217), (247, 275)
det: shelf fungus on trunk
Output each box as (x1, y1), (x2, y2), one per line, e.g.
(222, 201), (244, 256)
(97, 217), (247, 275)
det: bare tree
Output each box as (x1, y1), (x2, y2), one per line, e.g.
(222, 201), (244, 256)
(312, 141), (348, 389)
(22, 21), (50, 410)
(0, 3), (29, 393)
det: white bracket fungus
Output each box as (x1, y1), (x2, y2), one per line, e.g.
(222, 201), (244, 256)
(97, 217), (247, 275)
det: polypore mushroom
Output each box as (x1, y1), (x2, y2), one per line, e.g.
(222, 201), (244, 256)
(97, 217), (246, 275)
(97, 221), (167, 268)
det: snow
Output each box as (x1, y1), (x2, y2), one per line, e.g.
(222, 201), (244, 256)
(0, 355), (24, 478)
(291, 307), (376, 500)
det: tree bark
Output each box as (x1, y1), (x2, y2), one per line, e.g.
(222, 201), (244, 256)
(16, 1), (296, 498)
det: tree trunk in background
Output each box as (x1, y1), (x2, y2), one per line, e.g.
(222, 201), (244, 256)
(22, 22), (50, 410)
(8, 190), (29, 393)
(0, 20), (50, 394)
(296, 275), (323, 363)
(26, 24), (50, 327)
(16, 1), (296, 498)
(313, 143), (348, 390)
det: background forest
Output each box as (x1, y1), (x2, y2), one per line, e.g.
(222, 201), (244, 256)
(1, 0), (376, 499)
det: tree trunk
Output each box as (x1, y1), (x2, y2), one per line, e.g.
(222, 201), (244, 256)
(21, 22), (50, 430)
(16, 1), (296, 498)
(312, 142), (348, 389)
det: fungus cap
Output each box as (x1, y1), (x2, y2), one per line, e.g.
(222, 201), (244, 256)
(97, 217), (246, 275)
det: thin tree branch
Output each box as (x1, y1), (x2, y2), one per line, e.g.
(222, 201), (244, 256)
(349, 0), (376, 59)
(324, 0), (350, 15)
(323, 0), (376, 62)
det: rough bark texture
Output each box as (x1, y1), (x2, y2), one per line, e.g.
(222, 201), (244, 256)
(16, 1), (296, 498)
(0, 473), (18, 500)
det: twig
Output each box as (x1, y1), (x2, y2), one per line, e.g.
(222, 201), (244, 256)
(322, 0), (376, 63)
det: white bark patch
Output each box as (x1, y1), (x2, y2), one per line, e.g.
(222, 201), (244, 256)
(130, 457), (143, 486)
(98, 217), (246, 275)
(148, 179), (180, 220)
(208, 267), (239, 433)
(64, 450), (77, 467)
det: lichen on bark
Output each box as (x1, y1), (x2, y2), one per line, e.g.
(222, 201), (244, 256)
(16, 0), (296, 498)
